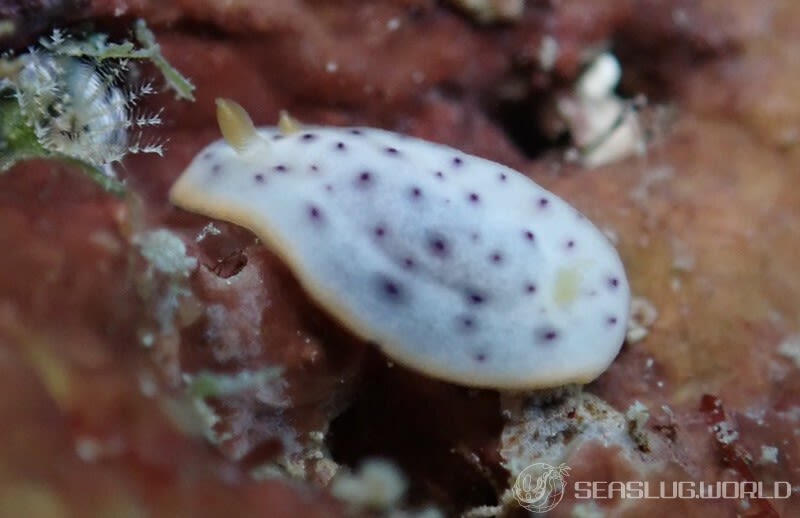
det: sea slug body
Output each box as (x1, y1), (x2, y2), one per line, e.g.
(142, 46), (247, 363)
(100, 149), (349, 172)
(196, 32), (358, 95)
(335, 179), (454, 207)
(169, 99), (630, 390)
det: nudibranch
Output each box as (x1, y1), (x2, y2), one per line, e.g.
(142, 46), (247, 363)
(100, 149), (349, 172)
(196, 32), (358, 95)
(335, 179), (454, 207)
(169, 99), (630, 390)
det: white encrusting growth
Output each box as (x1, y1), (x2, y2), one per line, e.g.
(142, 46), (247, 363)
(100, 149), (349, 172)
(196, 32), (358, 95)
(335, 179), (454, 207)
(170, 99), (631, 390)
(557, 52), (646, 168)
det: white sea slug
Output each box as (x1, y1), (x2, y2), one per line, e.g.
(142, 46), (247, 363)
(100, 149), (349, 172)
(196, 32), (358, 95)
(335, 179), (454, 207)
(169, 99), (630, 390)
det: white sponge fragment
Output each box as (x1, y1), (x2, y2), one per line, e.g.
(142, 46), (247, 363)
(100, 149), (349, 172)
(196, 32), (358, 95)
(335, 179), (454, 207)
(330, 458), (408, 511)
(558, 52), (646, 168)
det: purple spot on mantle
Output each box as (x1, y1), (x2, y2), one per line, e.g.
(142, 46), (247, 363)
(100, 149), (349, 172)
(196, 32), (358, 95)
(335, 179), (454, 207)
(308, 204), (323, 222)
(377, 274), (405, 303)
(428, 235), (450, 258)
(467, 291), (485, 305)
(459, 315), (476, 331)
(535, 326), (559, 344)
(356, 171), (373, 188)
